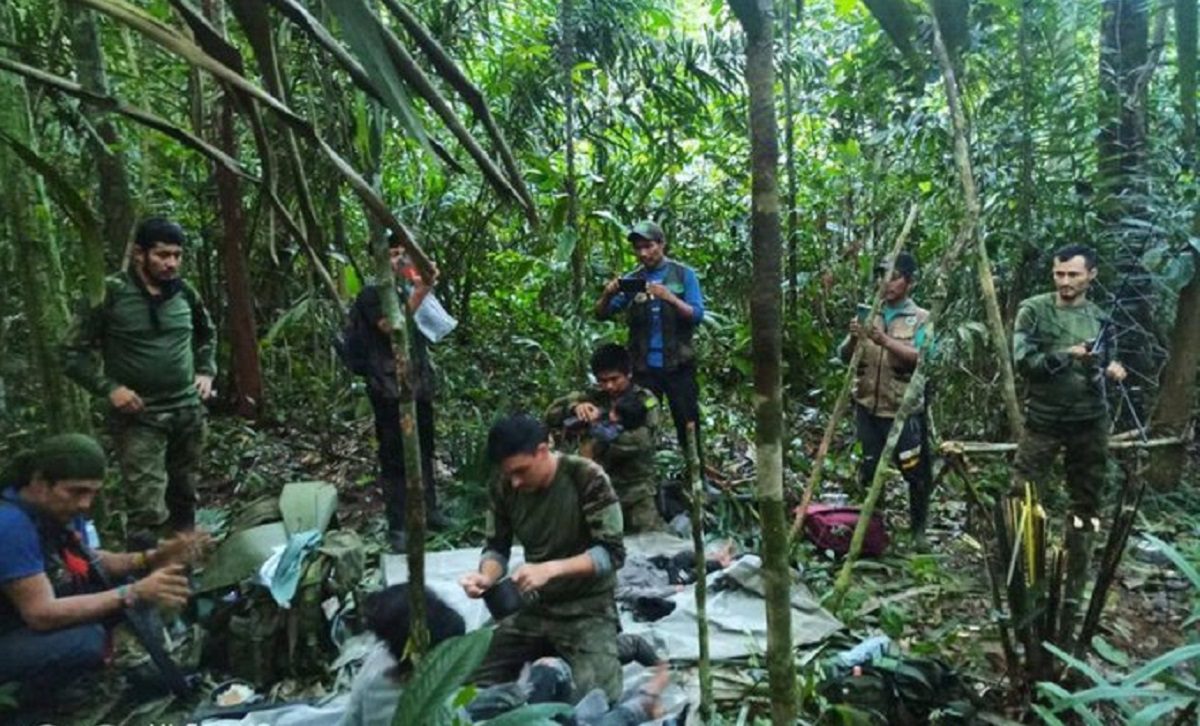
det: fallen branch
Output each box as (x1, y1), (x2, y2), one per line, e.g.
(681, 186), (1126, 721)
(940, 432), (1188, 456)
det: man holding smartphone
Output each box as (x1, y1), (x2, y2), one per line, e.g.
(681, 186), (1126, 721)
(594, 221), (706, 467)
(837, 252), (933, 548)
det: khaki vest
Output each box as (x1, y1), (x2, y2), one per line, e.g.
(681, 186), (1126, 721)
(853, 303), (930, 417)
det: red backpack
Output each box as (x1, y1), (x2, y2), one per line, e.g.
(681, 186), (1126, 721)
(800, 505), (890, 557)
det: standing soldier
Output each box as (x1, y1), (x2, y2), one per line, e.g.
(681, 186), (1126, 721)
(64, 217), (216, 546)
(838, 252), (934, 547)
(1012, 244), (1126, 636)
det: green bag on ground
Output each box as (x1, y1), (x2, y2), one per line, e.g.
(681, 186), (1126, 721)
(222, 529), (365, 686)
(819, 655), (977, 725)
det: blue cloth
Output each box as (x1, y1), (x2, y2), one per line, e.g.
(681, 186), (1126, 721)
(0, 623), (107, 690)
(0, 489), (90, 634)
(882, 298), (933, 353)
(269, 530), (323, 607)
(606, 260), (705, 369)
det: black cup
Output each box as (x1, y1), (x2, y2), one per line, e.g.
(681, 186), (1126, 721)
(483, 578), (524, 620)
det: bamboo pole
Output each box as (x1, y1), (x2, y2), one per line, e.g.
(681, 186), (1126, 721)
(788, 203), (919, 546)
(686, 423), (713, 721)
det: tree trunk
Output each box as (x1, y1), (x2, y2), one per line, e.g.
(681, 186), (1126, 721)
(729, 1), (796, 722)
(0, 6), (87, 433)
(68, 2), (137, 271)
(1005, 0), (1039, 324)
(1098, 0), (1154, 405)
(203, 0), (263, 419)
(561, 0), (582, 304)
(1147, 0), (1199, 490)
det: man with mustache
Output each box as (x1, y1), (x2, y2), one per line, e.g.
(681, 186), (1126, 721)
(1011, 243), (1127, 637)
(64, 217), (216, 548)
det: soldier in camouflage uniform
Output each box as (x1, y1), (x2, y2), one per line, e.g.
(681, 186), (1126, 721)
(1012, 243), (1127, 639)
(545, 343), (664, 533)
(460, 414), (625, 703)
(64, 218), (216, 545)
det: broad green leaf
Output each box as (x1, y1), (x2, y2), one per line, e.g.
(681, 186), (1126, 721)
(1122, 643), (1200, 687)
(1091, 635), (1131, 668)
(392, 628), (495, 726)
(1130, 697), (1195, 726)
(1140, 534), (1200, 591)
(1041, 641), (1110, 686)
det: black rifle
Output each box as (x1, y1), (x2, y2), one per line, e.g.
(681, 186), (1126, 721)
(1088, 303), (1148, 442)
(80, 543), (194, 697)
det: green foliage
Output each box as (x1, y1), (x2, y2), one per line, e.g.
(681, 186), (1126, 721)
(391, 627), (493, 726)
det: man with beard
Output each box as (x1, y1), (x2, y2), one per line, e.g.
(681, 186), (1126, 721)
(1011, 244), (1127, 638)
(64, 217), (216, 546)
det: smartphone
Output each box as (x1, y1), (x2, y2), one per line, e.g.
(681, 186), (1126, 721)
(856, 303), (872, 323)
(619, 278), (647, 294)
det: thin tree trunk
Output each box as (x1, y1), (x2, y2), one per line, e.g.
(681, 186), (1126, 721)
(365, 102), (429, 657)
(68, 2), (136, 275)
(729, 1), (796, 722)
(1005, 0), (1039, 324)
(203, 0), (263, 419)
(560, 0), (582, 304)
(1147, 0), (1199, 490)
(0, 6), (87, 433)
(685, 424), (712, 721)
(782, 0), (800, 317)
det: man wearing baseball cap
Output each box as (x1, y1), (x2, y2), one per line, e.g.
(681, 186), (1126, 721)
(837, 251), (934, 548)
(594, 221), (706, 468)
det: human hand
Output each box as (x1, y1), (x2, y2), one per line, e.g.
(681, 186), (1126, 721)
(603, 278), (621, 296)
(132, 564), (191, 608)
(460, 571), (495, 599)
(1066, 344), (1092, 361)
(153, 530), (214, 567)
(646, 282), (674, 303)
(573, 402), (603, 423)
(511, 562), (557, 593)
(195, 374), (215, 400)
(1106, 361), (1127, 382)
(109, 386), (144, 413)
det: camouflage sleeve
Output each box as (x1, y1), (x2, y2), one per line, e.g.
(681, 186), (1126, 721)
(62, 294), (117, 398)
(605, 423), (655, 463)
(481, 478), (513, 573)
(544, 390), (590, 429)
(577, 460), (625, 574)
(1013, 301), (1068, 381)
(188, 284), (218, 377)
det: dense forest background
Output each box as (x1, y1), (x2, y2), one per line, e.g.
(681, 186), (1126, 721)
(1, 0), (1198, 721)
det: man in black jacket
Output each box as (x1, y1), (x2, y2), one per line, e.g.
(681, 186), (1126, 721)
(352, 236), (450, 552)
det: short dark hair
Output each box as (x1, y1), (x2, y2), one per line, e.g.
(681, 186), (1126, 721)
(1054, 244), (1098, 269)
(486, 414), (547, 464)
(363, 584), (465, 664)
(876, 251), (918, 281)
(386, 230), (403, 250)
(134, 217), (186, 250)
(590, 343), (632, 376)
(612, 393), (648, 431)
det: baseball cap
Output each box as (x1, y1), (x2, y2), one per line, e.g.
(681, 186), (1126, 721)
(875, 251), (918, 280)
(627, 221), (664, 243)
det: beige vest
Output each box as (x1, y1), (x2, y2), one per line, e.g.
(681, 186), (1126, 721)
(853, 303), (930, 417)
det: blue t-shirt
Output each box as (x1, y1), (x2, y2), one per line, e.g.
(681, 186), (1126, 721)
(0, 488), (89, 633)
(606, 260), (705, 369)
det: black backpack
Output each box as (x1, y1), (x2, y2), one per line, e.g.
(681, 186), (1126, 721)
(819, 655), (977, 724)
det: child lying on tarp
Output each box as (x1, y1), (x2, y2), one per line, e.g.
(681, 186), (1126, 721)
(340, 584), (670, 726)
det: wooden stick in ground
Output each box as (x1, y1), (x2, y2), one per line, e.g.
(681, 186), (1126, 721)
(788, 203), (919, 546)
(829, 14), (979, 613)
(686, 422), (713, 721)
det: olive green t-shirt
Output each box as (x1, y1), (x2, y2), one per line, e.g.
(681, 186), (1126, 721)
(1012, 292), (1109, 429)
(482, 454), (624, 610)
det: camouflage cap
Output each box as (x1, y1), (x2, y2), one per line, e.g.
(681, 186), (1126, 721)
(627, 221), (664, 243)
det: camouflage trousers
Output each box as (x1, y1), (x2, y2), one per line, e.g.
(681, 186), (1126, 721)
(622, 494), (664, 534)
(109, 405), (206, 540)
(472, 599), (622, 703)
(1012, 417), (1109, 519)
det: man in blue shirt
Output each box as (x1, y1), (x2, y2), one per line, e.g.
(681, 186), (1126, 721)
(0, 433), (204, 705)
(595, 221), (706, 466)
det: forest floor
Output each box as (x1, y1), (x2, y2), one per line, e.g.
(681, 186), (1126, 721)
(30, 411), (1199, 724)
